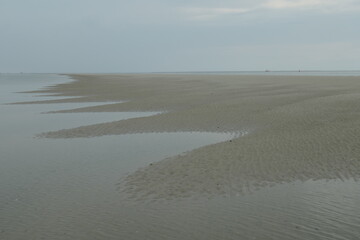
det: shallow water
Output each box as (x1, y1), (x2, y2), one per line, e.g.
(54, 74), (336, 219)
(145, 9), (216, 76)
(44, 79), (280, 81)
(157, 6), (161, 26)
(1, 74), (360, 240)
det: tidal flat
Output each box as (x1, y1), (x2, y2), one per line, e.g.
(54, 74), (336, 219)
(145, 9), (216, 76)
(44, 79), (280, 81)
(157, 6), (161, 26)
(1, 73), (360, 239)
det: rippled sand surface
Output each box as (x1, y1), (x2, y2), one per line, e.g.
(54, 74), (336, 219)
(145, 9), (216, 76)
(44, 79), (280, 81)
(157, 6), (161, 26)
(23, 74), (360, 199)
(3, 73), (360, 240)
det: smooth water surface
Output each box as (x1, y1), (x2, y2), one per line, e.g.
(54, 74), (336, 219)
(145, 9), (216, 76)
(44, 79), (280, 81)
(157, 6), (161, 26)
(1, 74), (360, 240)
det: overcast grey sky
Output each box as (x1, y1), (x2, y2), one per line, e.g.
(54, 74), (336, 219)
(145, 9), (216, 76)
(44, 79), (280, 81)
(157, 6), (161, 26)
(1, 0), (360, 73)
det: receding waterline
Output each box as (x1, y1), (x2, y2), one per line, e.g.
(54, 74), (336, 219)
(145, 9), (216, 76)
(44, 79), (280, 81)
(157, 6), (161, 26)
(2, 73), (360, 240)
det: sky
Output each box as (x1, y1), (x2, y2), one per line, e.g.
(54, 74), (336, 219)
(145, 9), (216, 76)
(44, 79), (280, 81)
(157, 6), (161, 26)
(1, 0), (360, 73)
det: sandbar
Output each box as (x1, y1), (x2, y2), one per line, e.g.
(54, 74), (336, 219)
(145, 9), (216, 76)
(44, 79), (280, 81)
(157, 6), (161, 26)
(19, 74), (360, 199)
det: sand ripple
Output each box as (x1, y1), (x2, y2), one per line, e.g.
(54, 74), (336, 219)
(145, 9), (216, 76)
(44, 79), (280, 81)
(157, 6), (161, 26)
(18, 74), (360, 199)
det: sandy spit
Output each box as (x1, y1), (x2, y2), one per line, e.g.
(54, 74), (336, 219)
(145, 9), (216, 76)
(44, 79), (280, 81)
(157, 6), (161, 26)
(20, 74), (360, 199)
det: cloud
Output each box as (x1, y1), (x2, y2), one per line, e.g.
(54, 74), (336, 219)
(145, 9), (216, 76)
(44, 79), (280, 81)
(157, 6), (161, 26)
(263, 0), (336, 9)
(263, 0), (360, 13)
(182, 7), (252, 21)
(182, 0), (360, 21)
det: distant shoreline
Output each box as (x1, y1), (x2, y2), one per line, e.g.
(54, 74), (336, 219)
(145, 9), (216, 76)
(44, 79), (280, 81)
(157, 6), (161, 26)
(2, 70), (360, 76)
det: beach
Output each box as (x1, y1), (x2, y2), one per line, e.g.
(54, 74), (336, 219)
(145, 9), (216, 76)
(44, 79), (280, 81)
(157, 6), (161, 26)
(3, 0), (360, 238)
(19, 73), (360, 199)
(2, 73), (360, 239)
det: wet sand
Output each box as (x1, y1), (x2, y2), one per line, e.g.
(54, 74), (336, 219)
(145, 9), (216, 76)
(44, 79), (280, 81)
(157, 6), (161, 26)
(21, 74), (360, 199)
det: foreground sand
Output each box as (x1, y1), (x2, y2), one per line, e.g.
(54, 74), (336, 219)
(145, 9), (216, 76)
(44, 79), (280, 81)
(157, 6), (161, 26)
(20, 74), (360, 199)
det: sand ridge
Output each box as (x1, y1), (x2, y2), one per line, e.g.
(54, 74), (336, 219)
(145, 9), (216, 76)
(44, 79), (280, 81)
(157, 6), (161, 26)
(18, 74), (360, 199)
